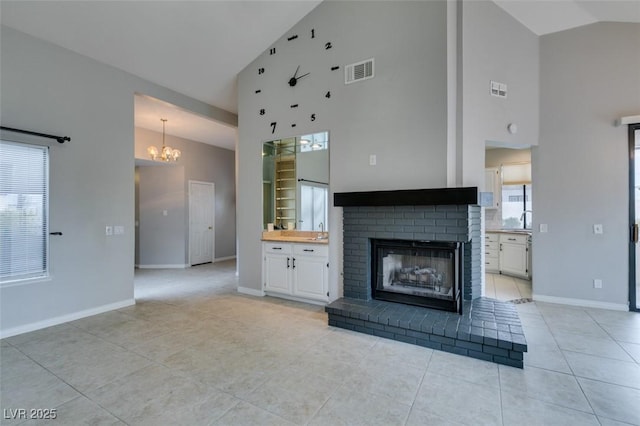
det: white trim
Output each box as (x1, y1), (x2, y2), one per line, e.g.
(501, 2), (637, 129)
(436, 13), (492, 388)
(265, 291), (328, 306)
(0, 299), (135, 339)
(533, 294), (628, 311)
(136, 264), (189, 269)
(215, 255), (236, 262)
(237, 286), (265, 297)
(615, 115), (640, 126)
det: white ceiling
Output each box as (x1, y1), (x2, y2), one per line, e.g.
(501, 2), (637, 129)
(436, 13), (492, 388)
(2, 1), (638, 151)
(134, 94), (237, 151)
(494, 0), (640, 36)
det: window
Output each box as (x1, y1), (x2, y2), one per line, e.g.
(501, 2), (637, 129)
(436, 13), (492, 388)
(0, 140), (49, 284)
(299, 184), (328, 231)
(502, 184), (532, 229)
(501, 163), (532, 229)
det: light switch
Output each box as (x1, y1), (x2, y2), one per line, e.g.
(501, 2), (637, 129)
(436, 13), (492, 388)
(114, 226), (124, 235)
(163, 210), (168, 216)
(539, 224), (548, 233)
(593, 224), (603, 234)
(105, 226), (113, 236)
(369, 154), (377, 166)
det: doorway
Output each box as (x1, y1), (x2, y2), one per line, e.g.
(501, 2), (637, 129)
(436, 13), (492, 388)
(189, 181), (215, 266)
(629, 124), (640, 311)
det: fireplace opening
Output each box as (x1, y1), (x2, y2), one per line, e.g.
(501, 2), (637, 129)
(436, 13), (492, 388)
(371, 239), (462, 313)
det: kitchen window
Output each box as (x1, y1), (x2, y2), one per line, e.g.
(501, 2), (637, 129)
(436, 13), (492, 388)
(0, 140), (49, 284)
(501, 163), (532, 229)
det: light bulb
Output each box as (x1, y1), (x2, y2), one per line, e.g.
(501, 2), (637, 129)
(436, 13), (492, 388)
(147, 146), (159, 159)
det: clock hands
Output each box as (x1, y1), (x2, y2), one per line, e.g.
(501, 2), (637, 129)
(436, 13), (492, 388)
(288, 66), (310, 87)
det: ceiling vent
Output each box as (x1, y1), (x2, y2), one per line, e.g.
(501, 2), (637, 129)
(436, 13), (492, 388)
(345, 58), (374, 85)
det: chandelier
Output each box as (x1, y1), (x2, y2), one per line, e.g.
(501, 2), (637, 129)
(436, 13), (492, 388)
(147, 118), (181, 162)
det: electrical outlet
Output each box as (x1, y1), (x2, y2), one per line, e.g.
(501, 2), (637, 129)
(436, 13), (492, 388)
(105, 226), (113, 236)
(114, 225), (124, 235)
(369, 154), (377, 166)
(593, 279), (603, 289)
(593, 224), (603, 234)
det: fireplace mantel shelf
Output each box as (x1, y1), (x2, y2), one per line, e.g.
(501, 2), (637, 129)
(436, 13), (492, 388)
(333, 187), (478, 207)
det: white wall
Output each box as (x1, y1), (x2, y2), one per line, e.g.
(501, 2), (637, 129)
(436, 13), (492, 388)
(237, 1), (450, 295)
(534, 22), (640, 309)
(0, 26), (236, 336)
(135, 128), (237, 266)
(461, 1), (539, 188)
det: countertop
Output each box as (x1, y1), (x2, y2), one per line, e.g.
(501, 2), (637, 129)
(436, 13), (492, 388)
(261, 230), (329, 244)
(487, 229), (532, 236)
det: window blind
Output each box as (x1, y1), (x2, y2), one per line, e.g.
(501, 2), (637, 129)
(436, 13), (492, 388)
(0, 140), (49, 283)
(502, 163), (532, 185)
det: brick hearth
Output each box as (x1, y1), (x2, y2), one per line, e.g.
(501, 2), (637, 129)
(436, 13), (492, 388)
(329, 188), (528, 368)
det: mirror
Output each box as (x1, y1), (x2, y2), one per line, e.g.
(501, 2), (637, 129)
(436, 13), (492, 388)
(263, 131), (329, 232)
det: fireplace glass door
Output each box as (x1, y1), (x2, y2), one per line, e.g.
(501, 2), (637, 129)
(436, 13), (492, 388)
(372, 239), (461, 312)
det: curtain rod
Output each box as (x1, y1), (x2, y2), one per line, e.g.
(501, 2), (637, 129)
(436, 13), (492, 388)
(1, 126), (70, 144)
(298, 178), (328, 185)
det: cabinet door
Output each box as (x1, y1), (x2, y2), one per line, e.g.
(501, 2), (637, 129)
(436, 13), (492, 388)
(292, 255), (328, 301)
(484, 168), (500, 209)
(265, 253), (291, 294)
(500, 242), (528, 277)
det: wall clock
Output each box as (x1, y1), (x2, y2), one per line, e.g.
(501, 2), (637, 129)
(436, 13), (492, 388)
(253, 27), (341, 135)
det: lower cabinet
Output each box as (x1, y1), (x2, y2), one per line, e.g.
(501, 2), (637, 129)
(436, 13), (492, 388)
(498, 233), (530, 279)
(263, 242), (329, 303)
(484, 233), (500, 273)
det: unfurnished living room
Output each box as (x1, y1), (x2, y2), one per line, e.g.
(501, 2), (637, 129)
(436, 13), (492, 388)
(1, 1), (639, 425)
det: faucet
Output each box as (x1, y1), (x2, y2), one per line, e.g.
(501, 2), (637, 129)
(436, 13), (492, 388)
(318, 222), (324, 233)
(520, 210), (532, 221)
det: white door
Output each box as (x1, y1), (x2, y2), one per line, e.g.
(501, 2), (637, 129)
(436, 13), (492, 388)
(189, 181), (214, 265)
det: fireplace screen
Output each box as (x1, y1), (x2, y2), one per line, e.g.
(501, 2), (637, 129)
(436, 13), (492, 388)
(371, 239), (462, 312)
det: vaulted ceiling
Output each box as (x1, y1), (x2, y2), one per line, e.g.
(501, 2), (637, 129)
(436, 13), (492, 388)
(2, 1), (638, 150)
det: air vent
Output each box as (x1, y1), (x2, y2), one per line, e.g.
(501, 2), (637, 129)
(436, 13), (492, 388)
(345, 58), (374, 85)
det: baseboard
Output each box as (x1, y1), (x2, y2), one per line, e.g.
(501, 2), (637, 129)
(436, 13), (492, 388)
(0, 299), (136, 339)
(136, 264), (188, 269)
(533, 294), (628, 311)
(214, 256), (236, 262)
(237, 286), (264, 297)
(264, 291), (328, 306)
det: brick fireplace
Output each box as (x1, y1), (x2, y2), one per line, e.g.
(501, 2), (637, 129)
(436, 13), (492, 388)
(326, 188), (528, 367)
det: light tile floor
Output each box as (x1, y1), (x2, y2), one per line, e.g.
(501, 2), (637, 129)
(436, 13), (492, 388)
(1, 262), (639, 425)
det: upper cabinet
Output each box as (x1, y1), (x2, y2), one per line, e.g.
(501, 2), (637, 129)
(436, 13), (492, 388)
(484, 167), (501, 209)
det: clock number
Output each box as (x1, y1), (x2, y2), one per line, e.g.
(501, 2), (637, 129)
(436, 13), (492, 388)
(269, 48), (276, 55)
(270, 122), (277, 134)
(325, 91), (331, 99)
(325, 42), (332, 50)
(310, 114), (316, 122)
(311, 29), (315, 39)
(258, 68), (265, 75)
(259, 109), (265, 116)
(287, 35), (298, 41)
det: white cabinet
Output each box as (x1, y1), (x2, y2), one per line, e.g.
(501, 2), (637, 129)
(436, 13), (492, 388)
(292, 245), (328, 300)
(499, 234), (529, 279)
(264, 243), (293, 294)
(484, 233), (500, 273)
(484, 168), (501, 209)
(263, 242), (329, 303)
